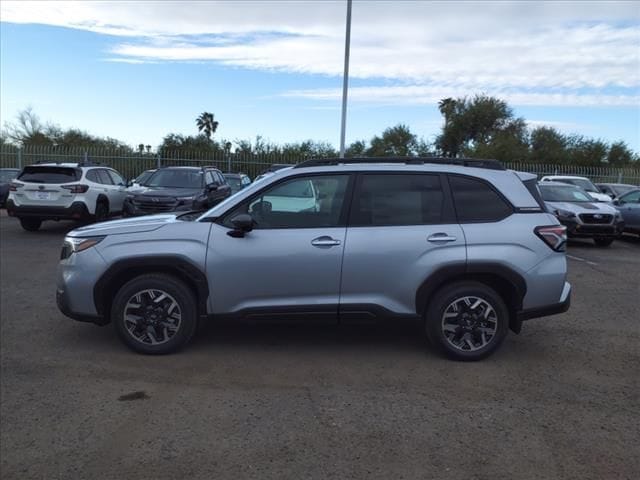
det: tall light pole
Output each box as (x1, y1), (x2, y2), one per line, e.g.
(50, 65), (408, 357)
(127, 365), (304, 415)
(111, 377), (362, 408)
(339, 0), (352, 158)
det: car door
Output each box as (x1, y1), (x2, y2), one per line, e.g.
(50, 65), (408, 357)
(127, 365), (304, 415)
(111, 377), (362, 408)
(214, 171), (232, 201)
(205, 173), (352, 319)
(617, 190), (640, 228)
(105, 169), (127, 212)
(339, 173), (466, 318)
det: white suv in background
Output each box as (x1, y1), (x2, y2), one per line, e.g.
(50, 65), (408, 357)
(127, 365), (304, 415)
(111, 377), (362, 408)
(6, 162), (127, 231)
(539, 175), (612, 202)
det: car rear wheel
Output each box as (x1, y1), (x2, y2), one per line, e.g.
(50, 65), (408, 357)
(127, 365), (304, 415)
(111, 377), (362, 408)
(112, 274), (198, 354)
(19, 218), (42, 231)
(593, 237), (614, 247)
(425, 281), (509, 361)
(94, 201), (109, 223)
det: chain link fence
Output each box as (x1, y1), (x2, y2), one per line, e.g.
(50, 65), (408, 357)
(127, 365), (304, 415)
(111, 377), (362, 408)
(1, 145), (639, 184)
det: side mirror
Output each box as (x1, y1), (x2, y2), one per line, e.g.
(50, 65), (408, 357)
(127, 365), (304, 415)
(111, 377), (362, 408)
(208, 184), (218, 191)
(613, 199), (621, 206)
(228, 213), (254, 238)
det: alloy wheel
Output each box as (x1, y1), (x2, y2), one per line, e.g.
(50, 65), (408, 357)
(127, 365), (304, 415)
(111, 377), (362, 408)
(123, 289), (182, 345)
(441, 296), (498, 352)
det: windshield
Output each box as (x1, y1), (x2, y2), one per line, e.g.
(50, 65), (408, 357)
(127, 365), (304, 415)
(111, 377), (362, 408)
(0, 170), (20, 182)
(224, 176), (242, 188)
(135, 170), (155, 185)
(555, 178), (598, 192)
(611, 184), (636, 196)
(540, 184), (594, 202)
(146, 169), (204, 189)
(18, 166), (80, 183)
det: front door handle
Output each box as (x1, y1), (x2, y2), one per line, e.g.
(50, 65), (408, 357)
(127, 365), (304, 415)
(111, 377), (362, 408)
(311, 236), (341, 247)
(427, 233), (457, 243)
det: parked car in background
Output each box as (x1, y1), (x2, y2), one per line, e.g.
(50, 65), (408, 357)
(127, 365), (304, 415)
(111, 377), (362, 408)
(223, 173), (252, 194)
(540, 175), (612, 202)
(596, 183), (637, 200)
(253, 164), (293, 183)
(123, 166), (231, 216)
(613, 189), (640, 236)
(539, 181), (624, 247)
(0, 168), (21, 207)
(127, 169), (156, 191)
(57, 157), (571, 361)
(6, 162), (127, 231)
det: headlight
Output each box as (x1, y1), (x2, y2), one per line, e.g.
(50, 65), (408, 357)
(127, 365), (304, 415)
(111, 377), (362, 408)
(554, 209), (576, 219)
(61, 236), (105, 259)
(177, 196), (196, 205)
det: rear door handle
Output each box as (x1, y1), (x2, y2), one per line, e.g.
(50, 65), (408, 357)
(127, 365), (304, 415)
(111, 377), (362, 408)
(311, 236), (341, 247)
(427, 233), (457, 243)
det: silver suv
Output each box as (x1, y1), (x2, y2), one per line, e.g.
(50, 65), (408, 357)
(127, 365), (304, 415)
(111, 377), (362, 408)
(56, 158), (571, 360)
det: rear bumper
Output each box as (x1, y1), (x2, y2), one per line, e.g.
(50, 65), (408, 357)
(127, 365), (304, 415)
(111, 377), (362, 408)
(6, 200), (91, 220)
(518, 281), (571, 321)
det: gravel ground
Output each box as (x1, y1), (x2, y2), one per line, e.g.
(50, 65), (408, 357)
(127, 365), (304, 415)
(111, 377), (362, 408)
(1, 213), (639, 480)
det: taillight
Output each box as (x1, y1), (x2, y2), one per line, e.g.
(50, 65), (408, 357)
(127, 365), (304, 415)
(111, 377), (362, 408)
(9, 183), (21, 192)
(535, 225), (567, 252)
(62, 184), (89, 194)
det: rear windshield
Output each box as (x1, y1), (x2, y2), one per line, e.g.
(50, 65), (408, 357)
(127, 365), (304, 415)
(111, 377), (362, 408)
(522, 178), (546, 210)
(224, 176), (241, 188)
(553, 178), (598, 193)
(18, 166), (80, 183)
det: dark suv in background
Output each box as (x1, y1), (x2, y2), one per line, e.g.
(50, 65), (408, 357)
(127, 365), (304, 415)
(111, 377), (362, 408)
(123, 166), (231, 216)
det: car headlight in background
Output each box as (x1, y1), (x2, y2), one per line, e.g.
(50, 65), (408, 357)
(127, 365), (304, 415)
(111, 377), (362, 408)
(554, 209), (576, 219)
(61, 236), (105, 259)
(176, 195), (196, 205)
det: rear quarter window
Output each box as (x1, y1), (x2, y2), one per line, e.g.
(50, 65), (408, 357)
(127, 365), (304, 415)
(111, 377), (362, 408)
(449, 175), (513, 223)
(18, 166), (80, 183)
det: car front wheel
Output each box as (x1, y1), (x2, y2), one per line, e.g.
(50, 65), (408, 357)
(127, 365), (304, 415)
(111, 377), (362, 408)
(425, 281), (509, 361)
(112, 274), (198, 354)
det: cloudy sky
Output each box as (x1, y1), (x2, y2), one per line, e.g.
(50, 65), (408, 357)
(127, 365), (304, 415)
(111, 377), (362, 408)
(1, 0), (639, 151)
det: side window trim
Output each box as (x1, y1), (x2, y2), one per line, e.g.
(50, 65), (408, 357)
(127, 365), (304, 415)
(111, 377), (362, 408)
(217, 172), (355, 229)
(446, 173), (515, 224)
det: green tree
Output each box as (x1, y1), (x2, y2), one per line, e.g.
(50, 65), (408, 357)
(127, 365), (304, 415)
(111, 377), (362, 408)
(435, 95), (523, 158)
(607, 141), (634, 166)
(566, 135), (608, 166)
(529, 126), (568, 164)
(196, 112), (219, 140)
(345, 140), (367, 157)
(366, 124), (417, 156)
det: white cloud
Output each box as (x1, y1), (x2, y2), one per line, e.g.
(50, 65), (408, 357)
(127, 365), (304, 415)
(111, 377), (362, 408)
(283, 85), (640, 108)
(2, 0), (639, 106)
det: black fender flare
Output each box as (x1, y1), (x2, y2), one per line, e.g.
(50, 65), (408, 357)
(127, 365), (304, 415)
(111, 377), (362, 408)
(94, 256), (210, 319)
(415, 262), (527, 333)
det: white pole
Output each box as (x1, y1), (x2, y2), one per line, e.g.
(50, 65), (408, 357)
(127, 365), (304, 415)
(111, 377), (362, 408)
(339, 0), (352, 158)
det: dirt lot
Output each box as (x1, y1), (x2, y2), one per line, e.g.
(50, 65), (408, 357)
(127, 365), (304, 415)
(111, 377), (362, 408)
(1, 213), (638, 480)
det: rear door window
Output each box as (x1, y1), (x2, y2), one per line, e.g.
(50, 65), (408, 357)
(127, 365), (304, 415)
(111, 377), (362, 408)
(107, 170), (125, 185)
(350, 174), (445, 226)
(96, 169), (114, 185)
(449, 175), (513, 223)
(18, 166), (80, 183)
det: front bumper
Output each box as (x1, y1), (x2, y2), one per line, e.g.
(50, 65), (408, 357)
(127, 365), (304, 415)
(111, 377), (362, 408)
(560, 218), (625, 238)
(518, 281), (571, 321)
(57, 287), (106, 325)
(7, 200), (91, 220)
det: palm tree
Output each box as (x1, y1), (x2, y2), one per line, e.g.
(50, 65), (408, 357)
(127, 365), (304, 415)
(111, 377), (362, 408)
(196, 112), (219, 141)
(438, 98), (456, 125)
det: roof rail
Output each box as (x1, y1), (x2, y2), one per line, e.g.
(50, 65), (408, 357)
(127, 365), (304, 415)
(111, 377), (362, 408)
(293, 156), (506, 171)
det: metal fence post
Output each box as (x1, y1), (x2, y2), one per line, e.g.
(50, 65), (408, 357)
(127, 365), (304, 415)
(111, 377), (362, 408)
(83, 151), (88, 163)
(17, 147), (22, 169)
(156, 154), (161, 169)
(617, 171), (623, 183)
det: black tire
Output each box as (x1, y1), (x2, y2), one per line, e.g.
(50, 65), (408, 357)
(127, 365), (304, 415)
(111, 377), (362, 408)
(425, 281), (509, 361)
(19, 218), (42, 231)
(94, 201), (109, 223)
(112, 274), (198, 354)
(593, 237), (614, 247)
